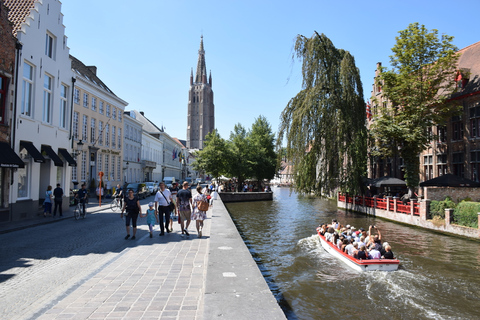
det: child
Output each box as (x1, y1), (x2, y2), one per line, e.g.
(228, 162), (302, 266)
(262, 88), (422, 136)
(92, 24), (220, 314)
(142, 202), (157, 238)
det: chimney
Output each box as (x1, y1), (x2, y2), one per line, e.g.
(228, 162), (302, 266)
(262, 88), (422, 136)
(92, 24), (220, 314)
(86, 66), (97, 75)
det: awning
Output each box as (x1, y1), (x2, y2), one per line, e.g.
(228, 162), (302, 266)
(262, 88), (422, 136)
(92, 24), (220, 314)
(20, 141), (45, 163)
(419, 173), (480, 187)
(41, 145), (63, 167)
(0, 142), (24, 168)
(58, 148), (77, 167)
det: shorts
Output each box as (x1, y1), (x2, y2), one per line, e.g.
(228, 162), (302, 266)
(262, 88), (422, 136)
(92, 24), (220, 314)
(125, 213), (139, 228)
(179, 210), (191, 221)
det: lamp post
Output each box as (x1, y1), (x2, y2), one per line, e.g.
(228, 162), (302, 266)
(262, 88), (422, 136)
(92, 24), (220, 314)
(72, 139), (84, 157)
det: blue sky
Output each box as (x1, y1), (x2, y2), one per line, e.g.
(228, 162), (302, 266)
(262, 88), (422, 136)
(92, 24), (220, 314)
(61, 0), (480, 142)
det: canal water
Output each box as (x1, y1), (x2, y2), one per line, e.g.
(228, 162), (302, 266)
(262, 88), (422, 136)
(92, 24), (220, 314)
(225, 187), (480, 320)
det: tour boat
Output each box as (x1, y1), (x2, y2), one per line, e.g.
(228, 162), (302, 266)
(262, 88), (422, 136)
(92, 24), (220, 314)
(317, 229), (400, 272)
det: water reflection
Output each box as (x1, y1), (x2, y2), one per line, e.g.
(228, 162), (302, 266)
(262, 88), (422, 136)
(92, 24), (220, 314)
(226, 187), (480, 320)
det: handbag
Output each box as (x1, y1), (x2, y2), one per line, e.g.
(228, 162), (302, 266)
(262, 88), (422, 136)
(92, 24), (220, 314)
(160, 191), (175, 211)
(197, 198), (209, 211)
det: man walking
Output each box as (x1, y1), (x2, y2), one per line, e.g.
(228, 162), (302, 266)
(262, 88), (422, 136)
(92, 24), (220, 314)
(168, 182), (180, 232)
(53, 183), (64, 217)
(176, 181), (193, 236)
(155, 182), (172, 236)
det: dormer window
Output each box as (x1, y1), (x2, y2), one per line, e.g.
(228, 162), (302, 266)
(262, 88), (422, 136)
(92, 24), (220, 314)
(455, 69), (470, 89)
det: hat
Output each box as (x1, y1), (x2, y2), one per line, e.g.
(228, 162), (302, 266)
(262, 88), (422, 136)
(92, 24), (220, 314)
(351, 226), (356, 230)
(148, 202), (154, 207)
(346, 225), (351, 228)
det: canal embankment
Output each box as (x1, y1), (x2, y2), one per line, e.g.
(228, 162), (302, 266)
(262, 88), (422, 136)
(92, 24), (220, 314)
(204, 195), (286, 319)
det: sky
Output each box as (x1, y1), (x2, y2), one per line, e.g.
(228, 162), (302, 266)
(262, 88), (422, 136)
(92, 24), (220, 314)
(60, 0), (480, 142)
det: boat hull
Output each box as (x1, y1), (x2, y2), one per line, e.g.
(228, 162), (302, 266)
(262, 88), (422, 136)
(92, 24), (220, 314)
(317, 232), (399, 272)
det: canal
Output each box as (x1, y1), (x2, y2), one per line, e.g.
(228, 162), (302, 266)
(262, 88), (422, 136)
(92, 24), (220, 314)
(225, 187), (480, 320)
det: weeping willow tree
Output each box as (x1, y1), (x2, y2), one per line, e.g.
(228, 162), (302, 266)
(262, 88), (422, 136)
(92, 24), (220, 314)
(278, 32), (367, 196)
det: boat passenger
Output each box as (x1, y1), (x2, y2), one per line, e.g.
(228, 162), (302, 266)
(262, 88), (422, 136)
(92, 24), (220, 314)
(357, 236), (366, 249)
(382, 245), (394, 259)
(331, 233), (339, 245)
(350, 242), (359, 257)
(337, 235), (344, 249)
(345, 240), (354, 255)
(357, 245), (368, 260)
(380, 242), (389, 256)
(341, 238), (349, 252)
(369, 247), (381, 259)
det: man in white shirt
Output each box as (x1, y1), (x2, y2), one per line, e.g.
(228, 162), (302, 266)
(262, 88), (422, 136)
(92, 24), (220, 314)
(155, 182), (172, 236)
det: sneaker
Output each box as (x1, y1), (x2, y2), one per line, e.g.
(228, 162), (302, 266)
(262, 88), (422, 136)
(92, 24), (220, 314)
(125, 234), (130, 240)
(159, 232), (165, 236)
(131, 236), (136, 240)
(198, 231), (202, 238)
(184, 230), (189, 236)
(166, 228), (172, 233)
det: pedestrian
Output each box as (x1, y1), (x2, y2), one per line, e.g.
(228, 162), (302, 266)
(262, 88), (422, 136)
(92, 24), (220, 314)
(96, 184), (104, 200)
(168, 182), (180, 232)
(121, 189), (142, 240)
(154, 181), (172, 236)
(192, 185), (208, 238)
(177, 181), (193, 237)
(142, 202), (157, 238)
(53, 183), (64, 217)
(75, 184), (88, 216)
(43, 185), (53, 217)
(113, 184), (123, 208)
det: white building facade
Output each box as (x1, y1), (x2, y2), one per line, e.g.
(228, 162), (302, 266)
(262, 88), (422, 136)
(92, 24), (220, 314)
(6, 0), (75, 220)
(123, 111), (143, 184)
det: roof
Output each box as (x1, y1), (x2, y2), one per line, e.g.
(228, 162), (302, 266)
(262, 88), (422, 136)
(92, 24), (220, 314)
(70, 55), (116, 96)
(128, 110), (164, 136)
(173, 138), (186, 148)
(4, 0), (35, 36)
(452, 41), (480, 98)
(419, 174), (480, 187)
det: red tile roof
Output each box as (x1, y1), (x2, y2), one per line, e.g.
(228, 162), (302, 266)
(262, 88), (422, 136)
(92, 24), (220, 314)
(4, 0), (35, 36)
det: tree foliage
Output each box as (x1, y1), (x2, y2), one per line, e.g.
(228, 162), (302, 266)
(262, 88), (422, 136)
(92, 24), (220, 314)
(192, 130), (228, 182)
(278, 32), (367, 196)
(371, 23), (460, 190)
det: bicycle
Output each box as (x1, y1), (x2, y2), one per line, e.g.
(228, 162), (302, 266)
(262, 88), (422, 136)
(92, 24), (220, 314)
(110, 197), (122, 212)
(74, 200), (87, 220)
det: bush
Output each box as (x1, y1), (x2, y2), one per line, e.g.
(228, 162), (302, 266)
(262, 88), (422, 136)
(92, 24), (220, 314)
(429, 196), (456, 219)
(452, 201), (480, 228)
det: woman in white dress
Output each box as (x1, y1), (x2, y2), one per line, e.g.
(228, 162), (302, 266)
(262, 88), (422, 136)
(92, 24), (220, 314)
(192, 185), (208, 238)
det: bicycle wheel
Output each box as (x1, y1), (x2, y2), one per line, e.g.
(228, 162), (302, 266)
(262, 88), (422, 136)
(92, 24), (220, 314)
(74, 205), (80, 220)
(110, 200), (118, 212)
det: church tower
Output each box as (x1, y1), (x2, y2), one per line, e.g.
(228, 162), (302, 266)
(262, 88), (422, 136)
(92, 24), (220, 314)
(187, 36), (215, 150)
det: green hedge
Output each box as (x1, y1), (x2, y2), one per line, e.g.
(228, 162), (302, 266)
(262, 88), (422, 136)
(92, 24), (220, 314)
(453, 201), (480, 228)
(429, 197), (456, 219)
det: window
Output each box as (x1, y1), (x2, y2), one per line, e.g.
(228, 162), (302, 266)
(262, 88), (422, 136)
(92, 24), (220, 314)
(91, 97), (97, 111)
(82, 115), (88, 141)
(452, 116), (463, 141)
(470, 150), (480, 182)
(59, 84), (68, 128)
(43, 74), (53, 123)
(99, 101), (104, 114)
(118, 110), (122, 122)
(118, 128), (122, 149)
(99, 121), (104, 145)
(17, 162), (29, 199)
(74, 88), (80, 104)
(73, 112), (79, 139)
(117, 157), (121, 180)
(106, 104), (111, 117)
(72, 163), (77, 182)
(0, 76), (7, 124)
(112, 107), (116, 120)
(45, 32), (55, 59)
(90, 118), (96, 143)
(453, 152), (464, 178)
(437, 126), (447, 143)
(105, 124), (110, 147)
(111, 155), (115, 180)
(469, 104), (480, 139)
(83, 93), (89, 108)
(81, 151), (87, 181)
(97, 154), (103, 176)
(104, 154), (109, 179)
(112, 126), (116, 148)
(21, 62), (34, 116)
(423, 155), (433, 180)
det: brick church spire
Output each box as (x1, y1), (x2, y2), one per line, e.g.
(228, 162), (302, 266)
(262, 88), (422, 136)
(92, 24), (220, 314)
(187, 36), (215, 150)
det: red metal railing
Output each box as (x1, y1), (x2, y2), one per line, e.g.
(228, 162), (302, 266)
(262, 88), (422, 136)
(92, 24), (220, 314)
(339, 193), (420, 216)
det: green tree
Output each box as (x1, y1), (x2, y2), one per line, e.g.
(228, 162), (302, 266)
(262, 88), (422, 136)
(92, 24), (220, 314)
(371, 23), (460, 193)
(278, 32), (367, 196)
(248, 115), (277, 184)
(225, 123), (253, 191)
(192, 130), (229, 182)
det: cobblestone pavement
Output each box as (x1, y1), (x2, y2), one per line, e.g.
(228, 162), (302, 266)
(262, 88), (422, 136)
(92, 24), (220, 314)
(0, 196), (210, 320)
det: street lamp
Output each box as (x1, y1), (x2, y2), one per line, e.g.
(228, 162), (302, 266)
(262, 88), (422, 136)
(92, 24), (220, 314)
(72, 139), (84, 157)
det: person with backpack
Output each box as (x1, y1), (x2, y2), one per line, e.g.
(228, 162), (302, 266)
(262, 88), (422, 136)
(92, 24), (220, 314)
(121, 189), (142, 240)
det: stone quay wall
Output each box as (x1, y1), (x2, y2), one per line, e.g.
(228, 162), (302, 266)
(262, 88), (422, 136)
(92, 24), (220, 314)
(338, 197), (480, 240)
(424, 186), (480, 202)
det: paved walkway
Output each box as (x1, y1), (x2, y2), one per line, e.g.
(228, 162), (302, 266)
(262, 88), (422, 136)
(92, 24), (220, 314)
(1, 196), (286, 320)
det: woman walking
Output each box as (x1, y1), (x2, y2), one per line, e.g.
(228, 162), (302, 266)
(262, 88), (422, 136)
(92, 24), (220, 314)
(44, 185), (53, 217)
(121, 189), (142, 240)
(192, 185), (208, 238)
